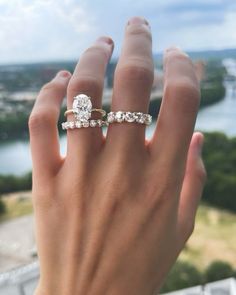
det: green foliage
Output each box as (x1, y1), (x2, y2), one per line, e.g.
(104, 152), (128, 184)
(204, 260), (235, 283)
(0, 172), (32, 194)
(161, 261), (203, 292)
(202, 133), (236, 212)
(0, 196), (6, 215)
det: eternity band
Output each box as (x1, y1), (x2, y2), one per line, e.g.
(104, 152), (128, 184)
(107, 111), (152, 125)
(62, 120), (108, 130)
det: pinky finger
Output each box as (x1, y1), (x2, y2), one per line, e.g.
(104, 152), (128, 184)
(177, 132), (207, 242)
(29, 71), (71, 179)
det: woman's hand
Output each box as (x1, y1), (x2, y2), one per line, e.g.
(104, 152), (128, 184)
(30, 17), (206, 295)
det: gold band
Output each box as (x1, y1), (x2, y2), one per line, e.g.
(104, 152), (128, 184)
(64, 108), (106, 117)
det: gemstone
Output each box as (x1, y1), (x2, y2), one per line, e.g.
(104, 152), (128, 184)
(107, 112), (115, 123)
(97, 119), (102, 127)
(72, 94), (92, 122)
(125, 112), (135, 122)
(90, 120), (97, 127)
(145, 114), (152, 125)
(135, 112), (145, 124)
(69, 122), (74, 129)
(75, 121), (82, 128)
(82, 121), (89, 128)
(115, 111), (124, 122)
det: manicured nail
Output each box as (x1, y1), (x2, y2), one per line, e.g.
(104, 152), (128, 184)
(57, 71), (71, 78)
(127, 16), (149, 26)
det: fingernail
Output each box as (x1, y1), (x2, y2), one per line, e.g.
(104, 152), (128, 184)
(165, 46), (182, 53)
(96, 36), (114, 50)
(127, 16), (149, 26)
(56, 71), (71, 79)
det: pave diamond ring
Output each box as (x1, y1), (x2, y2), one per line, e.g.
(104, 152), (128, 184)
(64, 94), (106, 121)
(62, 120), (108, 130)
(107, 111), (152, 125)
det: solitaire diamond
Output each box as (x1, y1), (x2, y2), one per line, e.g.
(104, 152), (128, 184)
(72, 94), (92, 122)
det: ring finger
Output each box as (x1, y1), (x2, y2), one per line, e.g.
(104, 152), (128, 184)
(66, 36), (114, 156)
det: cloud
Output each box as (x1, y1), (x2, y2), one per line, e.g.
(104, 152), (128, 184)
(0, 0), (235, 63)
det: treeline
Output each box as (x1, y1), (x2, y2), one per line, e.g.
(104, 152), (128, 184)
(200, 60), (226, 108)
(0, 133), (236, 214)
(202, 132), (236, 212)
(161, 260), (236, 293)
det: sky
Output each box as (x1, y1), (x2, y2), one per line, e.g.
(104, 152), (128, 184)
(0, 0), (236, 64)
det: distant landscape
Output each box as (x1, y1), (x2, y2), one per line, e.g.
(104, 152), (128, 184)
(0, 48), (236, 292)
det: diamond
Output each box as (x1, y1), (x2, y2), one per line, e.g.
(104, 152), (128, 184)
(75, 121), (82, 128)
(82, 121), (89, 128)
(90, 120), (97, 127)
(68, 122), (74, 129)
(144, 114), (152, 125)
(107, 112), (115, 123)
(72, 94), (92, 122)
(135, 112), (145, 124)
(115, 111), (124, 122)
(97, 119), (102, 127)
(125, 112), (135, 122)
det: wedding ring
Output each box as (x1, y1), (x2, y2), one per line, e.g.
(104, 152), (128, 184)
(107, 111), (152, 125)
(62, 120), (108, 130)
(64, 94), (106, 121)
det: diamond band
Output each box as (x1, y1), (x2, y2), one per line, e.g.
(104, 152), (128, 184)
(62, 120), (108, 130)
(107, 111), (152, 125)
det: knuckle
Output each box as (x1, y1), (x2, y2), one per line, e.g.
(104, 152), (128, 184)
(28, 110), (55, 134)
(165, 78), (200, 114)
(68, 75), (102, 98)
(41, 80), (65, 96)
(116, 62), (154, 84)
(83, 44), (111, 61)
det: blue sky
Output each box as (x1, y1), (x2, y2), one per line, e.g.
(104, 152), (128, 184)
(0, 0), (236, 64)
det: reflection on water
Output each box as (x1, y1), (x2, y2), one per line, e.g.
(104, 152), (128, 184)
(0, 61), (236, 176)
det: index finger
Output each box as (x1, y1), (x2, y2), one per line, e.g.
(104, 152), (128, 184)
(150, 47), (200, 166)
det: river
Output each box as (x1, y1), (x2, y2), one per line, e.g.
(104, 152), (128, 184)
(0, 59), (236, 176)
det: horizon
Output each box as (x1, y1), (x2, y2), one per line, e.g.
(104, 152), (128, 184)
(0, 47), (236, 67)
(0, 1), (236, 64)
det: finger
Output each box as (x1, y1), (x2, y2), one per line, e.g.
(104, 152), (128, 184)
(107, 16), (154, 146)
(66, 36), (114, 155)
(177, 132), (206, 242)
(150, 47), (200, 165)
(29, 71), (71, 177)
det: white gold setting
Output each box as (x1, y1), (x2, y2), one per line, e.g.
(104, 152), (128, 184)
(107, 111), (152, 125)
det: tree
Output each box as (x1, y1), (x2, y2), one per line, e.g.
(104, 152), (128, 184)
(161, 261), (203, 292)
(205, 260), (235, 283)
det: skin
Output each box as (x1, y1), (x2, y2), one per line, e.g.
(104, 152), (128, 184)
(30, 17), (206, 295)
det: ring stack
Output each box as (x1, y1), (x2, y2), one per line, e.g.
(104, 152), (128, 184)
(62, 94), (107, 130)
(62, 94), (153, 131)
(107, 111), (152, 125)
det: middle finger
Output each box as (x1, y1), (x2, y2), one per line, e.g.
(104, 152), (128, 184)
(107, 17), (154, 147)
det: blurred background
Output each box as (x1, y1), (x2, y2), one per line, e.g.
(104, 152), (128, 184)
(0, 0), (236, 294)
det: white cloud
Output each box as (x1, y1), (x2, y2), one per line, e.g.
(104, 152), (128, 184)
(0, 0), (235, 63)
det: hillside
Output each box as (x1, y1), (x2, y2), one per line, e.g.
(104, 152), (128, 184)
(180, 204), (236, 269)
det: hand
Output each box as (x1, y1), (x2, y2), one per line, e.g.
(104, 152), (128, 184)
(29, 17), (206, 295)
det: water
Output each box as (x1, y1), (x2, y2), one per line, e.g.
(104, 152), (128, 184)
(0, 60), (236, 176)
